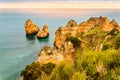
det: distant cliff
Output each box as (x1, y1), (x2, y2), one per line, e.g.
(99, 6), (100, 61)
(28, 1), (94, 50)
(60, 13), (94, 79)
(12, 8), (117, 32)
(21, 17), (120, 80)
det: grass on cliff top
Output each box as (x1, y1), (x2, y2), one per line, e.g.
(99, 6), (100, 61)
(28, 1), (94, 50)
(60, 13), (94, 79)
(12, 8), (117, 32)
(74, 49), (120, 80)
(48, 49), (120, 80)
(21, 49), (120, 80)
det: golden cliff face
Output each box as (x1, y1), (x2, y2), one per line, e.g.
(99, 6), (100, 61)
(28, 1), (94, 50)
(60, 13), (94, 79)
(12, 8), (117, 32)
(54, 16), (120, 48)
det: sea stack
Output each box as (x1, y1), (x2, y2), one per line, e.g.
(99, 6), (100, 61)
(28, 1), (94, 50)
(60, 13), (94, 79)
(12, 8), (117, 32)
(25, 19), (49, 39)
(25, 19), (39, 34)
(37, 25), (49, 38)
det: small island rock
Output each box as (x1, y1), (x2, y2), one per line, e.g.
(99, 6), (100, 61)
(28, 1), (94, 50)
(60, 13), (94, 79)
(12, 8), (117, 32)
(25, 19), (39, 34)
(37, 25), (49, 38)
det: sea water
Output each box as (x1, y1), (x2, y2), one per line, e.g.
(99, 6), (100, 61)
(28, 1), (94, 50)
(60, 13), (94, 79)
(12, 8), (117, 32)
(0, 9), (120, 80)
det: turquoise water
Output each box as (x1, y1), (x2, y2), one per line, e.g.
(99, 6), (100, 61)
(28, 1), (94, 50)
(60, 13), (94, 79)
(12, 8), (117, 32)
(0, 9), (120, 80)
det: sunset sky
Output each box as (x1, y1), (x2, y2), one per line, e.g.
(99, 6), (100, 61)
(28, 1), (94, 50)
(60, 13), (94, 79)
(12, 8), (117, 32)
(0, 0), (120, 9)
(0, 0), (120, 2)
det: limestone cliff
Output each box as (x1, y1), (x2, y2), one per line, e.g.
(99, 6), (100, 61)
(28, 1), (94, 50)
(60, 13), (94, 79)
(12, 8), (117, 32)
(54, 16), (120, 49)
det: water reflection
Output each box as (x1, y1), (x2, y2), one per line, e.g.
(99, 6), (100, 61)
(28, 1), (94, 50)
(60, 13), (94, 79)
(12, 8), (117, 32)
(37, 36), (49, 42)
(26, 33), (36, 40)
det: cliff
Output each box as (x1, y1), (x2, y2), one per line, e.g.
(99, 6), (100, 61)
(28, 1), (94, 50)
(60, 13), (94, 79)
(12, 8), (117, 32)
(21, 17), (120, 80)
(54, 16), (120, 50)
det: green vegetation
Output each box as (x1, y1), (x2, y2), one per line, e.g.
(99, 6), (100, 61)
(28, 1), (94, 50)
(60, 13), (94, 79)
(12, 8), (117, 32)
(74, 49), (120, 80)
(21, 62), (56, 80)
(66, 36), (81, 48)
(71, 72), (86, 80)
(21, 62), (42, 80)
(21, 49), (120, 80)
(21, 18), (120, 80)
(47, 61), (74, 80)
(41, 62), (56, 75)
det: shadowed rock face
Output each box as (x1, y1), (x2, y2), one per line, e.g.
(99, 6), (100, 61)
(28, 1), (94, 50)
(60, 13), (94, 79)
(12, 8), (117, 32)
(54, 16), (120, 49)
(25, 19), (39, 34)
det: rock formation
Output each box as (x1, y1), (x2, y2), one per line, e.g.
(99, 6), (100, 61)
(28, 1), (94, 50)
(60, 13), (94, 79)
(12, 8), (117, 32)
(37, 25), (49, 38)
(25, 19), (49, 39)
(21, 17), (120, 80)
(25, 19), (39, 34)
(36, 41), (75, 64)
(54, 16), (120, 49)
(37, 46), (64, 64)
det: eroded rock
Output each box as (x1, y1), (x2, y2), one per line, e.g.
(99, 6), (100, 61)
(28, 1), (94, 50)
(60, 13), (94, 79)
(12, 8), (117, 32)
(25, 19), (39, 34)
(37, 46), (64, 64)
(37, 25), (49, 38)
(54, 17), (120, 48)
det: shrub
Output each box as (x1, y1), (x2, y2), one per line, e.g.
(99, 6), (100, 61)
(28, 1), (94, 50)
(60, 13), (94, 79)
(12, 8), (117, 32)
(71, 72), (86, 80)
(21, 62), (42, 80)
(48, 61), (74, 80)
(41, 63), (56, 75)
(102, 44), (111, 50)
(74, 49), (120, 80)
(66, 36), (81, 48)
(115, 38), (120, 49)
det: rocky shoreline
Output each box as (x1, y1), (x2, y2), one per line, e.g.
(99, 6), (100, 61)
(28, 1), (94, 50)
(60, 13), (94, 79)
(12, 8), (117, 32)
(21, 17), (120, 80)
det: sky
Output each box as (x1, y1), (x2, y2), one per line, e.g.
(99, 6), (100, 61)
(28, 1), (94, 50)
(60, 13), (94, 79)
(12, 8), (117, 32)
(0, 0), (120, 2)
(0, 0), (120, 9)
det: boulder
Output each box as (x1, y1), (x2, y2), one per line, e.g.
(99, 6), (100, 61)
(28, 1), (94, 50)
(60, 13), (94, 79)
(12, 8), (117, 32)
(25, 19), (39, 34)
(37, 25), (49, 38)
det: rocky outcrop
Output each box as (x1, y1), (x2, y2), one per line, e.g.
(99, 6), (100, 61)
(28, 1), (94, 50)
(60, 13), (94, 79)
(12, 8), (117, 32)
(65, 19), (78, 27)
(25, 19), (39, 34)
(54, 16), (120, 48)
(37, 46), (64, 64)
(21, 17), (120, 80)
(37, 41), (75, 65)
(25, 19), (49, 39)
(37, 25), (49, 38)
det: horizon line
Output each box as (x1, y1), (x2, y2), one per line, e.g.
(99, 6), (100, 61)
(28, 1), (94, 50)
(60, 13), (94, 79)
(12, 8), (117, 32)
(1, 2), (120, 9)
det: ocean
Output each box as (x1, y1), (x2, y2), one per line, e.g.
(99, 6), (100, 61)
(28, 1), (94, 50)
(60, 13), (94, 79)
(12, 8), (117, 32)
(0, 9), (120, 80)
